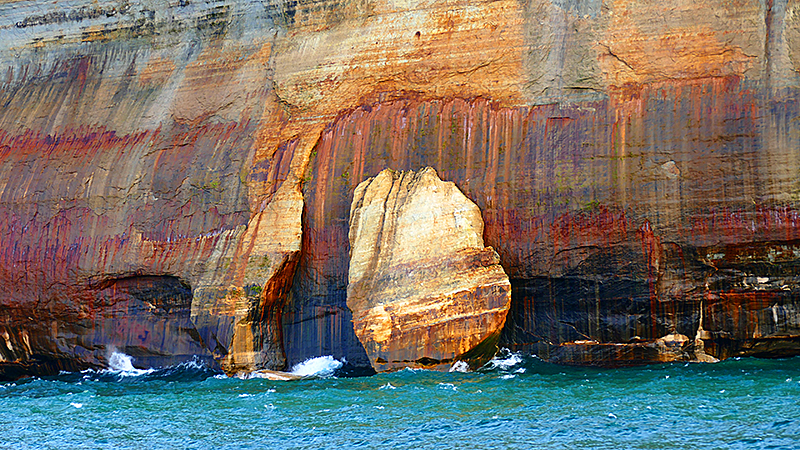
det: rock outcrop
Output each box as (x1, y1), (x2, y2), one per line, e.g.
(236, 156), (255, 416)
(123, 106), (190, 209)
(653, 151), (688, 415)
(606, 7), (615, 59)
(347, 167), (510, 371)
(1, 0), (799, 379)
(0, 0), (306, 377)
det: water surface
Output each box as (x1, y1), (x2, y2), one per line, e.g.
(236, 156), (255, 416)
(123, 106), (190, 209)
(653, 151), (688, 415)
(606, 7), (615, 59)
(2, 352), (799, 449)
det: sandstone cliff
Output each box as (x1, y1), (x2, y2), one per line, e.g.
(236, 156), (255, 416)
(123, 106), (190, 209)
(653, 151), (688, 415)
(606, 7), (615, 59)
(0, 0), (799, 379)
(347, 167), (510, 371)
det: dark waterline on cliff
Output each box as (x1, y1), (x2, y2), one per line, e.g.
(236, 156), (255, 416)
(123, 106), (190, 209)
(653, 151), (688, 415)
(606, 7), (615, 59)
(2, 354), (799, 449)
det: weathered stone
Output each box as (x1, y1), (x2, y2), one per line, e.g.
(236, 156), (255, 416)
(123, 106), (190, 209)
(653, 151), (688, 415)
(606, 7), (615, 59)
(0, 1), (306, 378)
(1, 0), (800, 378)
(347, 167), (511, 371)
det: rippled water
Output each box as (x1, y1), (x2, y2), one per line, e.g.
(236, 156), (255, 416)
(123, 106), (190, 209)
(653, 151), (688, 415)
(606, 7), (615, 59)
(2, 352), (799, 449)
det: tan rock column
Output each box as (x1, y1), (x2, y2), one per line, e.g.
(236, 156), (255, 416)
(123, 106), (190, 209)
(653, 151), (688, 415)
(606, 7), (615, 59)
(347, 167), (511, 371)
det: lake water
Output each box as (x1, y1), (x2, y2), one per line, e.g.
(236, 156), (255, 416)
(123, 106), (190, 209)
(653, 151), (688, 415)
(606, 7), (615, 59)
(2, 351), (799, 449)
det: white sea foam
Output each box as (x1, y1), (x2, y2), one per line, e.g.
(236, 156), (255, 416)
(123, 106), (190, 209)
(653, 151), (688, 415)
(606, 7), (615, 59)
(449, 361), (470, 373)
(438, 383), (458, 391)
(106, 351), (155, 376)
(289, 356), (343, 377)
(176, 358), (206, 371)
(484, 349), (524, 371)
(379, 383), (396, 390)
(70, 402), (83, 409)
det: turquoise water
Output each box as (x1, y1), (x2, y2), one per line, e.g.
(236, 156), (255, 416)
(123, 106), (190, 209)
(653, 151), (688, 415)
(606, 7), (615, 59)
(2, 352), (800, 449)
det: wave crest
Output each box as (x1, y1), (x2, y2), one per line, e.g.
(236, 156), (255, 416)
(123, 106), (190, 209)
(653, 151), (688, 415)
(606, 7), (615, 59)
(290, 356), (344, 377)
(106, 352), (155, 377)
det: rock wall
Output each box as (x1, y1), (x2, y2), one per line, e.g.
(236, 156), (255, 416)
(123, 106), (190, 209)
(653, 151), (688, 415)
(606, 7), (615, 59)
(0, 0), (799, 378)
(0, 0), (301, 376)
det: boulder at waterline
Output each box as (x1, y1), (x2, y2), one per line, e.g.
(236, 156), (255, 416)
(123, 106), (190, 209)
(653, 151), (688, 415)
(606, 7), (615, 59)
(347, 167), (511, 371)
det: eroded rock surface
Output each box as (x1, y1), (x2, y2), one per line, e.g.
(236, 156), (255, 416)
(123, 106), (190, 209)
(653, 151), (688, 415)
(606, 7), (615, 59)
(1, 0), (800, 378)
(0, 1), (306, 378)
(347, 168), (510, 371)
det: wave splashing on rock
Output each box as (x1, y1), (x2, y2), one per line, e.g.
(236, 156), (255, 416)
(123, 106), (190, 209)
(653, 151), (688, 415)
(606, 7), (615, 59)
(106, 351), (155, 377)
(290, 356), (344, 377)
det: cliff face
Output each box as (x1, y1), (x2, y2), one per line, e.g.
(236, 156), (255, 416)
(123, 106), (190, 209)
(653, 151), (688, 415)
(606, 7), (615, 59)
(1, 0), (799, 378)
(0, 0), (298, 375)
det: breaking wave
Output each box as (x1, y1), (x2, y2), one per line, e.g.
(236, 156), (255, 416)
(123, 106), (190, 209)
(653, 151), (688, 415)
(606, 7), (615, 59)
(56, 354), (221, 383)
(482, 348), (525, 371)
(106, 352), (155, 377)
(290, 356), (344, 377)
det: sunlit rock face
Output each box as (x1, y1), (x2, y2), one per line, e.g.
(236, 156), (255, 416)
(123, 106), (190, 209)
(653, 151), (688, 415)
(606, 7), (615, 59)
(0, 1), (302, 377)
(1, 0), (800, 379)
(285, 0), (800, 367)
(347, 168), (510, 371)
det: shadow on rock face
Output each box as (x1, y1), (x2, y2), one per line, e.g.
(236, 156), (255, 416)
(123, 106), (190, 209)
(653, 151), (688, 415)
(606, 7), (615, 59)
(0, 275), (215, 380)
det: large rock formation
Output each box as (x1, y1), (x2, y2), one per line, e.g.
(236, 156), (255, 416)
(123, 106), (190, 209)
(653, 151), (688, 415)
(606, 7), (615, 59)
(347, 167), (510, 371)
(0, 0), (305, 377)
(0, 0), (799, 378)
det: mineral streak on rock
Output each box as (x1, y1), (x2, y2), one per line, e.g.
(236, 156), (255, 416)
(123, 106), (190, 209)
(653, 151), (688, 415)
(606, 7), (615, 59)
(347, 167), (511, 371)
(1, 0), (800, 378)
(294, 73), (800, 366)
(0, 1), (305, 377)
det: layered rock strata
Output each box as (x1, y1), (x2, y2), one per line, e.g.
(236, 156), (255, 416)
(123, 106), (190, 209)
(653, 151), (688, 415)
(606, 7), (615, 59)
(347, 167), (511, 371)
(0, 0), (799, 378)
(0, 0), (305, 377)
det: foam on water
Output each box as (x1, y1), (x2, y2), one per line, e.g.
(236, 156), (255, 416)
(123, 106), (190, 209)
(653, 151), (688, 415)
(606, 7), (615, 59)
(449, 361), (470, 373)
(3, 356), (800, 448)
(483, 349), (524, 371)
(106, 352), (155, 376)
(289, 356), (343, 377)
